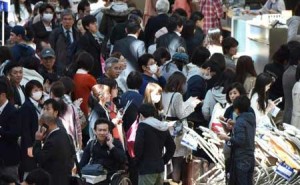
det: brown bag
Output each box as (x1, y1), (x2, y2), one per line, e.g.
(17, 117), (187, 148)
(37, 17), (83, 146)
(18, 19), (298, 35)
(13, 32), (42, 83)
(182, 155), (202, 185)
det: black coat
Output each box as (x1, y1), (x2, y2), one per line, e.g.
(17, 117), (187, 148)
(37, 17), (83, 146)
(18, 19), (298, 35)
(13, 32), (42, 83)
(78, 31), (103, 78)
(31, 21), (57, 44)
(19, 99), (39, 171)
(112, 36), (145, 71)
(156, 32), (187, 56)
(0, 102), (20, 167)
(33, 129), (74, 185)
(12, 85), (25, 108)
(144, 14), (169, 47)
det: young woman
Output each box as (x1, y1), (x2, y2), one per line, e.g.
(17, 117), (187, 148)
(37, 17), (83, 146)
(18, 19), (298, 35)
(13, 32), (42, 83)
(204, 28), (223, 55)
(162, 72), (200, 184)
(144, 82), (164, 114)
(235, 56), (257, 95)
(250, 73), (275, 131)
(8, 0), (33, 26)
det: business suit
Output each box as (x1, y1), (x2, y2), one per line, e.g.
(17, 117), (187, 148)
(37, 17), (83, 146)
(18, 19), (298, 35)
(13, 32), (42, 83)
(0, 101), (20, 180)
(12, 85), (25, 108)
(33, 128), (74, 185)
(19, 99), (39, 172)
(144, 13), (169, 47)
(113, 35), (145, 72)
(156, 32), (187, 57)
(78, 31), (103, 78)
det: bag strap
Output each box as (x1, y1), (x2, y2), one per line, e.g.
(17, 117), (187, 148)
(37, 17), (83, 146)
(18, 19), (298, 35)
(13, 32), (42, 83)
(89, 139), (97, 164)
(164, 93), (176, 120)
(67, 134), (83, 178)
(71, 105), (78, 148)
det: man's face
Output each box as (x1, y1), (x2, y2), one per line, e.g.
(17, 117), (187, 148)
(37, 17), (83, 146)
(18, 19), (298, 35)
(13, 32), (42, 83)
(9, 67), (23, 85)
(94, 123), (109, 142)
(9, 32), (19, 44)
(84, 5), (91, 16)
(62, 15), (74, 30)
(107, 63), (122, 79)
(42, 57), (55, 70)
(42, 104), (58, 117)
(87, 22), (98, 34)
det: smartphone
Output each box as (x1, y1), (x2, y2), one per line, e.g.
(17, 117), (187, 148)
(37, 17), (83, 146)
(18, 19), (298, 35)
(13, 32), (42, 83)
(274, 97), (283, 105)
(39, 124), (49, 133)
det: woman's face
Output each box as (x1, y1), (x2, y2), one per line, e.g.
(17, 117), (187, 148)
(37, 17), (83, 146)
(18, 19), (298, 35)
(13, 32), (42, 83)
(229, 88), (240, 103)
(150, 88), (161, 104)
(265, 83), (272, 92)
(100, 86), (111, 103)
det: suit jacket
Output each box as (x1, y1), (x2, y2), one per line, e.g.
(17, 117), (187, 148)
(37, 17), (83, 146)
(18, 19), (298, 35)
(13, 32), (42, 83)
(12, 85), (25, 108)
(78, 31), (103, 78)
(113, 35), (145, 71)
(0, 101), (20, 167)
(19, 99), (39, 171)
(31, 21), (56, 44)
(144, 13), (169, 47)
(33, 128), (74, 185)
(156, 32), (187, 56)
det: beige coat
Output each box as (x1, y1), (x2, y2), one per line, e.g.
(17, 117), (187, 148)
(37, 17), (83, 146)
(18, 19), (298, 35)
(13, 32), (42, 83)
(291, 81), (300, 127)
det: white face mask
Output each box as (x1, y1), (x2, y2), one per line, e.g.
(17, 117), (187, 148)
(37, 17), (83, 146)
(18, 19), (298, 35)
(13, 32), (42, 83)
(202, 73), (212, 80)
(151, 92), (161, 103)
(149, 64), (158, 74)
(32, 91), (43, 101)
(42, 13), (54, 22)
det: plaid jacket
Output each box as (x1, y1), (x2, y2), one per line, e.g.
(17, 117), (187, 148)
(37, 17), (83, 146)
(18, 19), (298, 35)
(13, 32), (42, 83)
(199, 0), (223, 33)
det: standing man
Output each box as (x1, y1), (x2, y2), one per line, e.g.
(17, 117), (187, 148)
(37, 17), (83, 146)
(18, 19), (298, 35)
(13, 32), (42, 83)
(49, 9), (80, 74)
(33, 113), (74, 185)
(0, 78), (20, 181)
(77, 0), (91, 19)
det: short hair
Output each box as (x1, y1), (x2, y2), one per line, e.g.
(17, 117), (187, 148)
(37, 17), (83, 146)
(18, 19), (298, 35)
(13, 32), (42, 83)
(0, 76), (13, 99)
(153, 47), (171, 66)
(40, 113), (57, 125)
(81, 15), (96, 31)
(43, 98), (60, 113)
(3, 61), (22, 76)
(155, 0), (169, 14)
(201, 59), (221, 73)
(97, 78), (117, 89)
(272, 44), (289, 64)
(61, 9), (74, 19)
(25, 168), (51, 185)
(190, 11), (204, 22)
(138, 53), (154, 72)
(77, 0), (90, 13)
(173, 8), (187, 19)
(210, 53), (226, 72)
(25, 80), (43, 98)
(0, 46), (12, 63)
(191, 46), (210, 67)
(127, 71), (143, 89)
(226, 82), (247, 103)
(59, 76), (75, 94)
(104, 57), (119, 72)
(126, 20), (141, 34)
(76, 51), (94, 71)
(20, 55), (40, 72)
(50, 81), (65, 98)
(139, 103), (158, 118)
(39, 3), (54, 14)
(165, 72), (186, 93)
(166, 14), (183, 32)
(94, 118), (114, 132)
(222, 37), (239, 54)
(233, 95), (250, 113)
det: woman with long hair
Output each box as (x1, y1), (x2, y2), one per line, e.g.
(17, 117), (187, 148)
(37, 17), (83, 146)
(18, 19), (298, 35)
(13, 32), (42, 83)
(235, 56), (257, 94)
(162, 72), (200, 184)
(250, 73), (275, 130)
(8, 0), (33, 26)
(144, 83), (163, 114)
(204, 28), (223, 55)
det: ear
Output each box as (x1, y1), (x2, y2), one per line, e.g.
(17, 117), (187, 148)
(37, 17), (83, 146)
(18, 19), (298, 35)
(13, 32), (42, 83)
(142, 65), (147, 71)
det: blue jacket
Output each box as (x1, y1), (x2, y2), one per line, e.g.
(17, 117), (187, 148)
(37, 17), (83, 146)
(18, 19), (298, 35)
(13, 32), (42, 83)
(10, 43), (35, 62)
(139, 74), (166, 96)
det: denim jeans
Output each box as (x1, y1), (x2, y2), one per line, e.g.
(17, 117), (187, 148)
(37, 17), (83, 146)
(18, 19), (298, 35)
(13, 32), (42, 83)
(230, 158), (254, 185)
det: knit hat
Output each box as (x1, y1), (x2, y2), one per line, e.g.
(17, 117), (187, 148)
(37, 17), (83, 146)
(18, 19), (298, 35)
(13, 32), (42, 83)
(172, 52), (189, 64)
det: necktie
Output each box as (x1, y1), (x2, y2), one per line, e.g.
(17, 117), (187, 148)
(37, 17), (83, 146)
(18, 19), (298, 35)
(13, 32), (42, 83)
(66, 30), (71, 46)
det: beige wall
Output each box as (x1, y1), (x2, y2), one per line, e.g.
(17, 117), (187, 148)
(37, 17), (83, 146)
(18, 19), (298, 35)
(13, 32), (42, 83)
(132, 0), (145, 12)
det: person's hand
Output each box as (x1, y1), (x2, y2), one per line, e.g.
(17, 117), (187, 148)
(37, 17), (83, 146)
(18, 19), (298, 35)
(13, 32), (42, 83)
(167, 121), (176, 127)
(218, 133), (230, 141)
(112, 117), (122, 125)
(266, 100), (276, 113)
(27, 147), (33, 157)
(155, 67), (162, 77)
(35, 127), (47, 141)
(188, 97), (201, 107)
(268, 9), (277, 14)
(106, 133), (114, 149)
(73, 98), (83, 108)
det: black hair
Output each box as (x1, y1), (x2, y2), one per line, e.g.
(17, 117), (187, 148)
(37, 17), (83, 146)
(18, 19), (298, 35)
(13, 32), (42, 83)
(25, 80), (43, 98)
(173, 8), (187, 19)
(250, 73), (273, 113)
(94, 118), (114, 132)
(127, 71), (143, 89)
(39, 3), (55, 14)
(81, 15), (96, 31)
(191, 46), (210, 67)
(153, 47), (171, 66)
(272, 44), (289, 65)
(296, 64), (300, 81)
(190, 11), (204, 22)
(78, 0), (90, 13)
(126, 20), (141, 34)
(59, 76), (75, 95)
(166, 14), (183, 32)
(165, 71), (186, 93)
(50, 81), (67, 116)
(210, 53), (226, 72)
(226, 82), (246, 103)
(233, 95), (250, 113)
(0, 174), (16, 185)
(288, 41), (300, 65)
(138, 53), (154, 72)
(201, 59), (221, 73)
(129, 9), (143, 19)
(19, 55), (40, 72)
(76, 51), (94, 72)
(222, 37), (239, 55)
(182, 20), (195, 39)
(14, 0), (32, 22)
(25, 168), (51, 185)
(43, 98), (61, 116)
(43, 73), (59, 84)
(3, 61), (22, 76)
(214, 68), (236, 94)
(236, 56), (257, 84)
(0, 76), (13, 101)
(97, 78), (117, 89)
(0, 46), (13, 64)
(139, 103), (158, 118)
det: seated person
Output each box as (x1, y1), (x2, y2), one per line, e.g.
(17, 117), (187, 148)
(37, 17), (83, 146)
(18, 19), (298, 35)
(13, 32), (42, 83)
(79, 118), (127, 183)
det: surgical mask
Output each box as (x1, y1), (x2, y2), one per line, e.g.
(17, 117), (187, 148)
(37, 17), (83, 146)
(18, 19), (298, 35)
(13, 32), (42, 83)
(42, 13), (53, 22)
(149, 64), (158, 74)
(151, 93), (161, 103)
(202, 73), (212, 80)
(32, 91), (43, 101)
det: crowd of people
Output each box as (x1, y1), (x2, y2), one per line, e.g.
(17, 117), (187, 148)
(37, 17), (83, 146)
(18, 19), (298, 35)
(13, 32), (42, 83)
(0, 0), (300, 185)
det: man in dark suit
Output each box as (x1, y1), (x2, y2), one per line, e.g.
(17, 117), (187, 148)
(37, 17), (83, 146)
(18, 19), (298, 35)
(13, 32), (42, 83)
(156, 14), (187, 56)
(113, 21), (145, 75)
(78, 15), (103, 78)
(33, 113), (74, 185)
(144, 0), (170, 47)
(0, 79), (20, 181)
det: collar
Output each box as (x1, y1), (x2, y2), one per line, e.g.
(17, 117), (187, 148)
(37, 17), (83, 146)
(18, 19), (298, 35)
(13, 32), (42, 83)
(76, 68), (88, 74)
(62, 26), (72, 33)
(29, 97), (39, 108)
(174, 31), (181, 36)
(128, 34), (137, 39)
(0, 100), (8, 113)
(45, 127), (60, 141)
